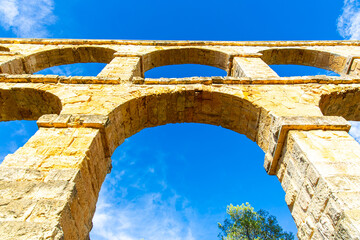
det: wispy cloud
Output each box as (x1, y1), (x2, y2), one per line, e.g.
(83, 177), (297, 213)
(349, 121), (360, 142)
(0, 120), (37, 163)
(90, 141), (196, 240)
(11, 121), (28, 137)
(316, 70), (340, 77)
(91, 191), (196, 240)
(37, 66), (78, 76)
(36, 63), (107, 76)
(338, 0), (360, 40)
(90, 137), (218, 240)
(0, 0), (56, 38)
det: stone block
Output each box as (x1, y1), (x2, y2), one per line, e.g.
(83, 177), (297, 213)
(0, 221), (64, 240)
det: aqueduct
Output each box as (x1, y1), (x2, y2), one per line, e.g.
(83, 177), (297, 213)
(0, 39), (359, 239)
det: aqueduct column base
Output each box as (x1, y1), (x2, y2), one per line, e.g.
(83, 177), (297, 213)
(0, 125), (110, 239)
(275, 129), (360, 239)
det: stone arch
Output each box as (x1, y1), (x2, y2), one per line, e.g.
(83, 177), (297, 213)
(260, 48), (347, 75)
(319, 87), (360, 121)
(0, 87), (62, 121)
(142, 48), (231, 74)
(104, 87), (265, 155)
(0, 46), (116, 74)
(0, 46), (10, 52)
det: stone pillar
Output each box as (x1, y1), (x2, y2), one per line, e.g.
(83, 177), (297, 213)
(348, 58), (360, 77)
(0, 114), (111, 240)
(97, 55), (142, 82)
(231, 56), (279, 78)
(264, 116), (360, 239)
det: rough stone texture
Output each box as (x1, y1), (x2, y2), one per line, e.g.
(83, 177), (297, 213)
(0, 39), (359, 239)
(232, 56), (279, 78)
(97, 56), (141, 82)
(277, 130), (360, 239)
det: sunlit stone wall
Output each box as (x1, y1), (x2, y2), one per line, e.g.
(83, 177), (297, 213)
(0, 39), (359, 239)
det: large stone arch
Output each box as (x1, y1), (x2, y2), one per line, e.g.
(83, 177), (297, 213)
(142, 47), (231, 74)
(260, 48), (348, 75)
(104, 87), (265, 156)
(0, 87), (62, 121)
(0, 46), (116, 74)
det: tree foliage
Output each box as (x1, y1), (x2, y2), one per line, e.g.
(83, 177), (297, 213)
(218, 203), (294, 240)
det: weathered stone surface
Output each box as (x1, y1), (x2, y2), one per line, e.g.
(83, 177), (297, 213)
(0, 221), (64, 240)
(0, 39), (359, 239)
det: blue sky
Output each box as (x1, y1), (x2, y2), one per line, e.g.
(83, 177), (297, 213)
(0, 0), (359, 239)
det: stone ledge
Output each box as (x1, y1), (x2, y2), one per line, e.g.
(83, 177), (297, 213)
(0, 74), (359, 85)
(229, 53), (263, 58)
(265, 116), (351, 175)
(59, 76), (120, 84)
(0, 38), (358, 46)
(113, 51), (263, 60)
(37, 114), (112, 159)
(133, 76), (360, 85)
(37, 114), (109, 129)
(113, 52), (143, 57)
(0, 74), (121, 84)
(0, 221), (63, 239)
(0, 51), (20, 56)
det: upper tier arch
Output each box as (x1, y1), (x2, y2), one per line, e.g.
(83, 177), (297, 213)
(142, 47), (231, 74)
(0, 87), (62, 121)
(0, 46), (10, 52)
(0, 46), (116, 74)
(259, 48), (348, 75)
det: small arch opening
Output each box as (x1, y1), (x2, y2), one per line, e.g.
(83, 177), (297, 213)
(260, 48), (347, 76)
(142, 48), (230, 77)
(0, 46), (116, 75)
(270, 64), (340, 77)
(0, 87), (61, 163)
(145, 64), (227, 78)
(35, 62), (107, 77)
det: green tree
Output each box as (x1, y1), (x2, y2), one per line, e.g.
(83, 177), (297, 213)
(218, 203), (294, 240)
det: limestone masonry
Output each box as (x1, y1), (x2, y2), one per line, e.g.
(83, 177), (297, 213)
(0, 38), (359, 239)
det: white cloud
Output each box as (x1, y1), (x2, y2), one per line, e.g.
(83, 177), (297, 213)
(338, 0), (360, 40)
(0, 0), (56, 38)
(0, 121), (36, 163)
(11, 121), (28, 137)
(36, 63), (108, 76)
(37, 66), (75, 76)
(91, 190), (197, 240)
(89, 139), (218, 240)
(349, 121), (360, 142)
